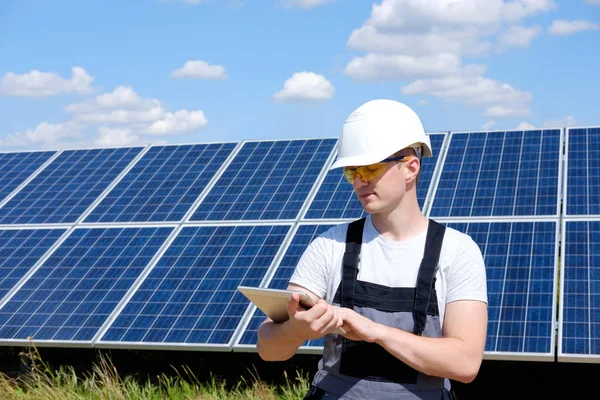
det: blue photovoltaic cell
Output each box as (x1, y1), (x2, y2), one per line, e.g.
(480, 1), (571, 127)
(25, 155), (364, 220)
(0, 229), (65, 300)
(430, 130), (561, 217)
(0, 227), (172, 342)
(561, 221), (600, 357)
(0, 147), (142, 224)
(566, 127), (600, 216)
(100, 224), (290, 345)
(0, 151), (55, 203)
(304, 133), (446, 220)
(191, 139), (336, 221)
(237, 223), (336, 348)
(447, 221), (556, 355)
(84, 143), (237, 223)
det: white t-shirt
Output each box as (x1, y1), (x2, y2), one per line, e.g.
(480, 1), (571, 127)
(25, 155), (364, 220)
(290, 215), (488, 326)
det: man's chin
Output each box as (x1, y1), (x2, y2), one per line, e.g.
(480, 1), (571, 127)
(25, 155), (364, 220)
(360, 201), (380, 214)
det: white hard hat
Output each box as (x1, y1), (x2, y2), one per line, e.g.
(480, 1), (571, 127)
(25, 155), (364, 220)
(330, 99), (432, 169)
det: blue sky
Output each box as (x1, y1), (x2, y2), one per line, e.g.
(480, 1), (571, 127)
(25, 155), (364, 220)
(1, 0), (599, 151)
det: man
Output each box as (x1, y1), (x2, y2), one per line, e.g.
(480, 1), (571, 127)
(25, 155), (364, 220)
(257, 99), (488, 399)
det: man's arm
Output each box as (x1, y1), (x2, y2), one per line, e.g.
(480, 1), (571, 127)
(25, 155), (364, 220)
(257, 283), (343, 361)
(338, 299), (487, 383)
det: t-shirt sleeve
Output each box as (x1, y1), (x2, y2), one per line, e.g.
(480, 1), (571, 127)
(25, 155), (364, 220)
(289, 230), (333, 299)
(446, 235), (488, 304)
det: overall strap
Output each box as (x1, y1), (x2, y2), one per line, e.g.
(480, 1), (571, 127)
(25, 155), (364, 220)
(413, 219), (446, 335)
(340, 217), (366, 309)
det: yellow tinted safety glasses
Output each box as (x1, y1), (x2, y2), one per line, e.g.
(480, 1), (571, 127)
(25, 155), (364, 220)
(343, 155), (412, 184)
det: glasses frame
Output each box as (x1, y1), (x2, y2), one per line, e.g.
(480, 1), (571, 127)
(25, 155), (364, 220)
(343, 155), (413, 184)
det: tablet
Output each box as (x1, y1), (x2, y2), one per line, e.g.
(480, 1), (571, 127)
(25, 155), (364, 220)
(237, 286), (346, 334)
(237, 286), (315, 323)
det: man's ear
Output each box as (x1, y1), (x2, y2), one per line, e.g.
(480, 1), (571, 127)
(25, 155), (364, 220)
(404, 157), (420, 184)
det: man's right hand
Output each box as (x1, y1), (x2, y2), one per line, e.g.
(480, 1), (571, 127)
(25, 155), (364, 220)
(285, 292), (344, 341)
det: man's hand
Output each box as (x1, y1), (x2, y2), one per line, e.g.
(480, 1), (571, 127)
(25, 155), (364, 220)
(285, 292), (344, 341)
(336, 307), (383, 343)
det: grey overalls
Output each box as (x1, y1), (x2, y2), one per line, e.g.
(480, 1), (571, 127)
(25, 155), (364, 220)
(304, 218), (454, 400)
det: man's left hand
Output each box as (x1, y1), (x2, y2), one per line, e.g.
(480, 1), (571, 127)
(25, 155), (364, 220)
(336, 307), (383, 343)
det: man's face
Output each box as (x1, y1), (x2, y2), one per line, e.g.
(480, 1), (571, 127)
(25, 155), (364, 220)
(350, 158), (416, 214)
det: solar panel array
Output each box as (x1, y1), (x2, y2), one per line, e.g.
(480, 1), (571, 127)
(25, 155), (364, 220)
(99, 224), (290, 349)
(0, 126), (598, 363)
(429, 129), (561, 217)
(558, 127), (600, 362)
(445, 221), (558, 359)
(0, 227), (173, 344)
(424, 128), (564, 361)
(0, 148), (143, 224)
(0, 151), (56, 204)
(85, 143), (237, 223)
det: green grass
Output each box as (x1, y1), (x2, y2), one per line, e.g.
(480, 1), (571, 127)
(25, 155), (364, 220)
(0, 346), (310, 400)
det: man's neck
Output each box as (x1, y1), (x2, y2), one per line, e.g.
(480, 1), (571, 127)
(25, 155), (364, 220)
(370, 195), (429, 242)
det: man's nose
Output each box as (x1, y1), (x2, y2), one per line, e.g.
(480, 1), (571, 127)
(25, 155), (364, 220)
(353, 175), (369, 188)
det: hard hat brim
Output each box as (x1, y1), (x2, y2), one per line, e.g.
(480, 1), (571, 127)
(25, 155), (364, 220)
(329, 144), (432, 170)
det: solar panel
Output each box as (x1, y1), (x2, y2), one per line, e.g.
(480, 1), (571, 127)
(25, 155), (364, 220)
(234, 223), (336, 352)
(0, 124), (591, 364)
(0, 226), (172, 345)
(303, 133), (447, 220)
(97, 224), (290, 349)
(0, 147), (143, 225)
(0, 151), (56, 204)
(0, 228), (65, 301)
(564, 127), (600, 216)
(445, 220), (557, 359)
(559, 219), (600, 362)
(84, 143), (237, 223)
(190, 139), (336, 221)
(429, 129), (562, 218)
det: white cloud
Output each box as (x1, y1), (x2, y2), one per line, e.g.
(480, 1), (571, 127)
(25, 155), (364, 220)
(66, 86), (167, 124)
(498, 25), (541, 49)
(584, 0), (600, 5)
(282, 0), (333, 9)
(348, 0), (555, 56)
(74, 108), (167, 124)
(366, 0), (555, 30)
(170, 60), (228, 80)
(66, 86), (208, 134)
(402, 75), (531, 106)
(148, 110), (208, 135)
(273, 72), (334, 103)
(344, 53), (480, 81)
(347, 25), (492, 57)
(4, 85), (210, 148)
(482, 121), (497, 130)
(94, 127), (140, 147)
(2, 121), (83, 147)
(0, 67), (93, 97)
(344, 0), (553, 117)
(65, 86), (153, 113)
(516, 121), (536, 130)
(67, 87), (209, 135)
(346, 0), (555, 58)
(548, 20), (599, 36)
(483, 105), (530, 118)
(417, 100), (428, 106)
(500, 0), (556, 20)
(543, 115), (577, 128)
